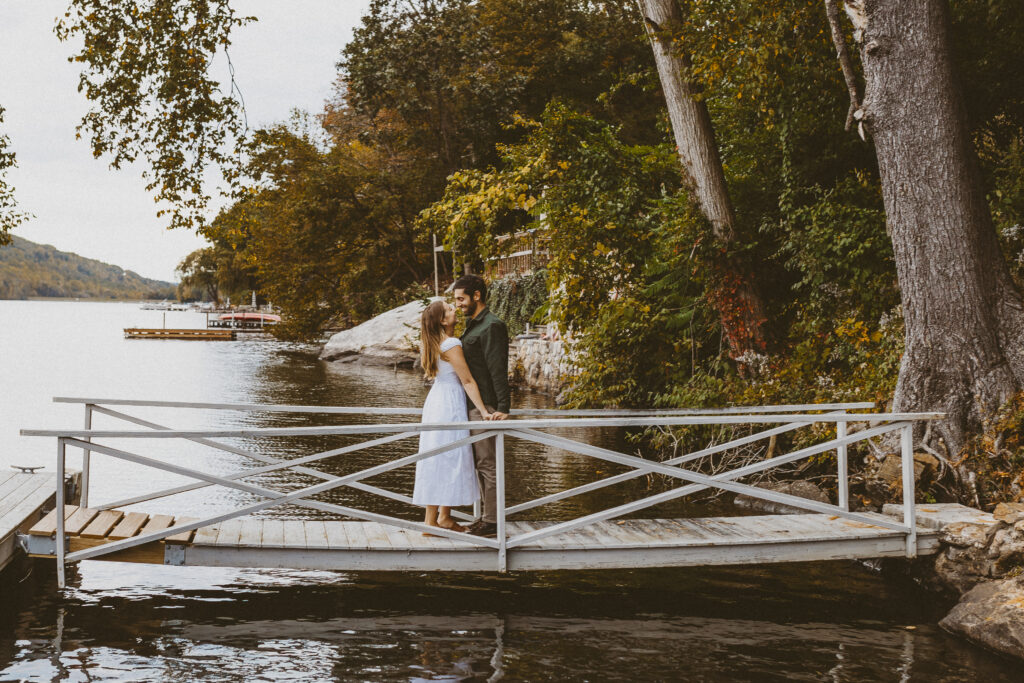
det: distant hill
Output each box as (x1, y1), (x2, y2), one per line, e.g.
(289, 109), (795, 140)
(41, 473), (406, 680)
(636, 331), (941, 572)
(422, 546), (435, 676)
(0, 235), (177, 300)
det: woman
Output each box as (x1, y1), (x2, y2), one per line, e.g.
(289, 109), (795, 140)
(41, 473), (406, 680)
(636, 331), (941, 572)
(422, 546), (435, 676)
(413, 300), (492, 533)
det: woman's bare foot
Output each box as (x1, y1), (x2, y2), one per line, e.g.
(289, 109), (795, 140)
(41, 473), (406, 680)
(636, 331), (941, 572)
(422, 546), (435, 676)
(436, 518), (467, 532)
(421, 522), (461, 537)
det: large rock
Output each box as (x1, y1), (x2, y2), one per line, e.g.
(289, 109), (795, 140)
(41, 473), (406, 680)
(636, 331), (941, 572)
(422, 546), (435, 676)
(864, 452), (939, 506)
(733, 481), (830, 514)
(931, 516), (1024, 594)
(993, 502), (1024, 525)
(940, 575), (1024, 661)
(320, 299), (435, 366)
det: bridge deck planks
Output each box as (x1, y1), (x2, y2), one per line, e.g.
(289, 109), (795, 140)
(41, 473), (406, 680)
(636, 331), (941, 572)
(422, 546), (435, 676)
(24, 508), (954, 571)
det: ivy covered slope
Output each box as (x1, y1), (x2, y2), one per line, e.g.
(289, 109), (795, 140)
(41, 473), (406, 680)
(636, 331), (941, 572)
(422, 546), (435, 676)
(0, 235), (176, 300)
(488, 270), (549, 337)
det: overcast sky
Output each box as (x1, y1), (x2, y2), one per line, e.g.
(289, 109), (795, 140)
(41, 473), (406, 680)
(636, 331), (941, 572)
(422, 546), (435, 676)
(0, 0), (372, 282)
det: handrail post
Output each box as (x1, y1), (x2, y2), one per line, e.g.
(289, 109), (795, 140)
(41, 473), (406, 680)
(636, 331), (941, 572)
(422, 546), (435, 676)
(495, 432), (507, 572)
(56, 437), (67, 589)
(901, 423), (917, 558)
(80, 404), (93, 508)
(836, 411), (848, 511)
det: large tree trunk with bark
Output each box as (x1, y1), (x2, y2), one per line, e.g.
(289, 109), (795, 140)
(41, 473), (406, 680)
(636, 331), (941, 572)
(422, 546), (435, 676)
(638, 0), (770, 360)
(854, 0), (1024, 454)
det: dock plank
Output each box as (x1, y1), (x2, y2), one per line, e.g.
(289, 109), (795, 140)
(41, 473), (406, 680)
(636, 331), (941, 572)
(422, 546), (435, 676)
(192, 522), (221, 545)
(515, 520), (566, 549)
(591, 520), (648, 547)
(304, 521), (330, 549)
(341, 521), (369, 550)
(324, 521), (350, 550)
(238, 520), (263, 547)
(382, 523), (413, 550)
(0, 474), (54, 525)
(108, 512), (150, 540)
(139, 514), (174, 538)
(164, 518), (198, 544)
(262, 520), (285, 548)
(214, 520), (243, 547)
(80, 510), (124, 539)
(0, 473), (33, 508)
(64, 507), (100, 536)
(283, 521), (307, 549)
(28, 505), (78, 537)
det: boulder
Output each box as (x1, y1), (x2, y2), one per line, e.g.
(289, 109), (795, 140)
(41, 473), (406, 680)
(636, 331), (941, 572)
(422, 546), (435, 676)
(993, 502), (1024, 525)
(930, 517), (1024, 594)
(940, 575), (1024, 661)
(733, 481), (830, 514)
(320, 299), (434, 366)
(863, 452), (939, 506)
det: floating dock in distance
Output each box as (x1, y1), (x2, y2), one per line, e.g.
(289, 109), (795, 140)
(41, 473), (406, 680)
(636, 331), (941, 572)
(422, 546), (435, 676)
(1, 470), (80, 573)
(24, 505), (951, 572)
(124, 328), (236, 340)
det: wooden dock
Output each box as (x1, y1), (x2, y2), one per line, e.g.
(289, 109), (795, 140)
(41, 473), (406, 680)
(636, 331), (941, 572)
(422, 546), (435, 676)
(24, 504), (962, 572)
(20, 398), (961, 585)
(1, 470), (80, 573)
(124, 328), (235, 340)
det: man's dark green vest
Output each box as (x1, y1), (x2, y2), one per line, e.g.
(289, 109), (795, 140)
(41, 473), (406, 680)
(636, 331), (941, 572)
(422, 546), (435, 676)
(460, 307), (510, 413)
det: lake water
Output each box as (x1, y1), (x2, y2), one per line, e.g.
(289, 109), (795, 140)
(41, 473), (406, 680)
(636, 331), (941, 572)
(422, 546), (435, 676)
(0, 300), (1019, 681)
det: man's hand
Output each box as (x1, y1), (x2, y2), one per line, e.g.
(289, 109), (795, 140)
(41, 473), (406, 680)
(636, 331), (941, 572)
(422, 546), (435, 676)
(488, 411), (509, 421)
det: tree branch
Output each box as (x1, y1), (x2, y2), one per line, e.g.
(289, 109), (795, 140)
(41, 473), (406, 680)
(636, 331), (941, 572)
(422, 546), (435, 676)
(824, 0), (862, 132)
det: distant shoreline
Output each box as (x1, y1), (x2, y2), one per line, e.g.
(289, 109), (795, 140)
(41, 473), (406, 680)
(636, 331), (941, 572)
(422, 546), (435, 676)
(5, 297), (184, 303)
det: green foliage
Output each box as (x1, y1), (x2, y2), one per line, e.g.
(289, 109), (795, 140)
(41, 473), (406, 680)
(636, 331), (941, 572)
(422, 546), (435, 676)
(776, 170), (895, 321)
(0, 235), (176, 300)
(175, 242), (254, 303)
(55, 1), (254, 231)
(203, 107), (436, 340)
(192, 0), (661, 340)
(341, 0), (660, 173)
(488, 269), (549, 336)
(0, 105), (29, 245)
(422, 103), (723, 407)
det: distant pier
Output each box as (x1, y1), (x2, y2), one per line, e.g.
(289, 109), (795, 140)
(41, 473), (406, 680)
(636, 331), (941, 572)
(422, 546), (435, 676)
(124, 328), (236, 340)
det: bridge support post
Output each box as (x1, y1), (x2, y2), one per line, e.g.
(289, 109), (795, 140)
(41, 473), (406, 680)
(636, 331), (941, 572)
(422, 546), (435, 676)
(836, 412), (848, 510)
(900, 424), (917, 558)
(496, 432), (507, 572)
(80, 404), (93, 509)
(56, 438), (67, 589)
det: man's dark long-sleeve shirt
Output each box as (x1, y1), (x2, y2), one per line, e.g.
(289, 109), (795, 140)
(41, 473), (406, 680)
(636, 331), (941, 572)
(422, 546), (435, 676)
(460, 307), (510, 413)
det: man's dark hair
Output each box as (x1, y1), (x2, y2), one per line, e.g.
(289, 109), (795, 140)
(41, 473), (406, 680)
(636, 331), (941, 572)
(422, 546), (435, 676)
(453, 274), (487, 302)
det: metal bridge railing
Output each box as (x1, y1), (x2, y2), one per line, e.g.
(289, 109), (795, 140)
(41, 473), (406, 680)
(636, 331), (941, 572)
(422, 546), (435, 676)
(21, 398), (943, 587)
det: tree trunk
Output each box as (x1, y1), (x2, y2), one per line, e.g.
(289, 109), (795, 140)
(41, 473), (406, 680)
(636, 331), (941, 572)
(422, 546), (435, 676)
(638, 0), (769, 359)
(857, 0), (1024, 453)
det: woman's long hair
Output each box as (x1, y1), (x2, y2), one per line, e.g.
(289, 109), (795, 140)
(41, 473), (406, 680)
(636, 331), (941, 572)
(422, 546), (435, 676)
(420, 300), (447, 379)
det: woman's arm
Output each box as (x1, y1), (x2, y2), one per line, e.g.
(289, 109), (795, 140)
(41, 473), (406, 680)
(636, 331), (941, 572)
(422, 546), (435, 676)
(442, 345), (492, 420)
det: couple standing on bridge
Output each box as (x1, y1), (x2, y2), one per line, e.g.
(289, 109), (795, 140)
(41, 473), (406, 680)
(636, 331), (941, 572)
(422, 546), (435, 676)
(413, 274), (511, 538)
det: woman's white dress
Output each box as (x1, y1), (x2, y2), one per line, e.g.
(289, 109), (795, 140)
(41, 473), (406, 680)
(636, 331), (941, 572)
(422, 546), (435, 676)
(412, 337), (480, 506)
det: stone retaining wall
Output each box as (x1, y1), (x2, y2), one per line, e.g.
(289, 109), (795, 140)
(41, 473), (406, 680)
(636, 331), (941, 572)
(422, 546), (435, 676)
(510, 338), (575, 396)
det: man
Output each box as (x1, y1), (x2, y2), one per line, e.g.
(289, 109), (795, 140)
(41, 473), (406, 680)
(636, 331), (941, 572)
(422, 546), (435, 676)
(452, 274), (510, 538)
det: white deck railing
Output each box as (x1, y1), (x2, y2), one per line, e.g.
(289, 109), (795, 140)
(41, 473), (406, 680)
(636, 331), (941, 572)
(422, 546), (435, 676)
(21, 398), (943, 587)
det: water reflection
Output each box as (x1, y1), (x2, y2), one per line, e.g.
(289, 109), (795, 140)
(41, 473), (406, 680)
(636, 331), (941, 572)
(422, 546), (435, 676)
(3, 561), (1020, 682)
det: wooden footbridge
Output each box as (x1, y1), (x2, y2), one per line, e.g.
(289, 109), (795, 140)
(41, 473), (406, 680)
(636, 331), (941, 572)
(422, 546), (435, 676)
(17, 398), (956, 587)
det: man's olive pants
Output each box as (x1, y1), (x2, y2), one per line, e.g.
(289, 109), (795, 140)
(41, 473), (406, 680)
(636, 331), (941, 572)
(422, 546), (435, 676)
(468, 405), (497, 523)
